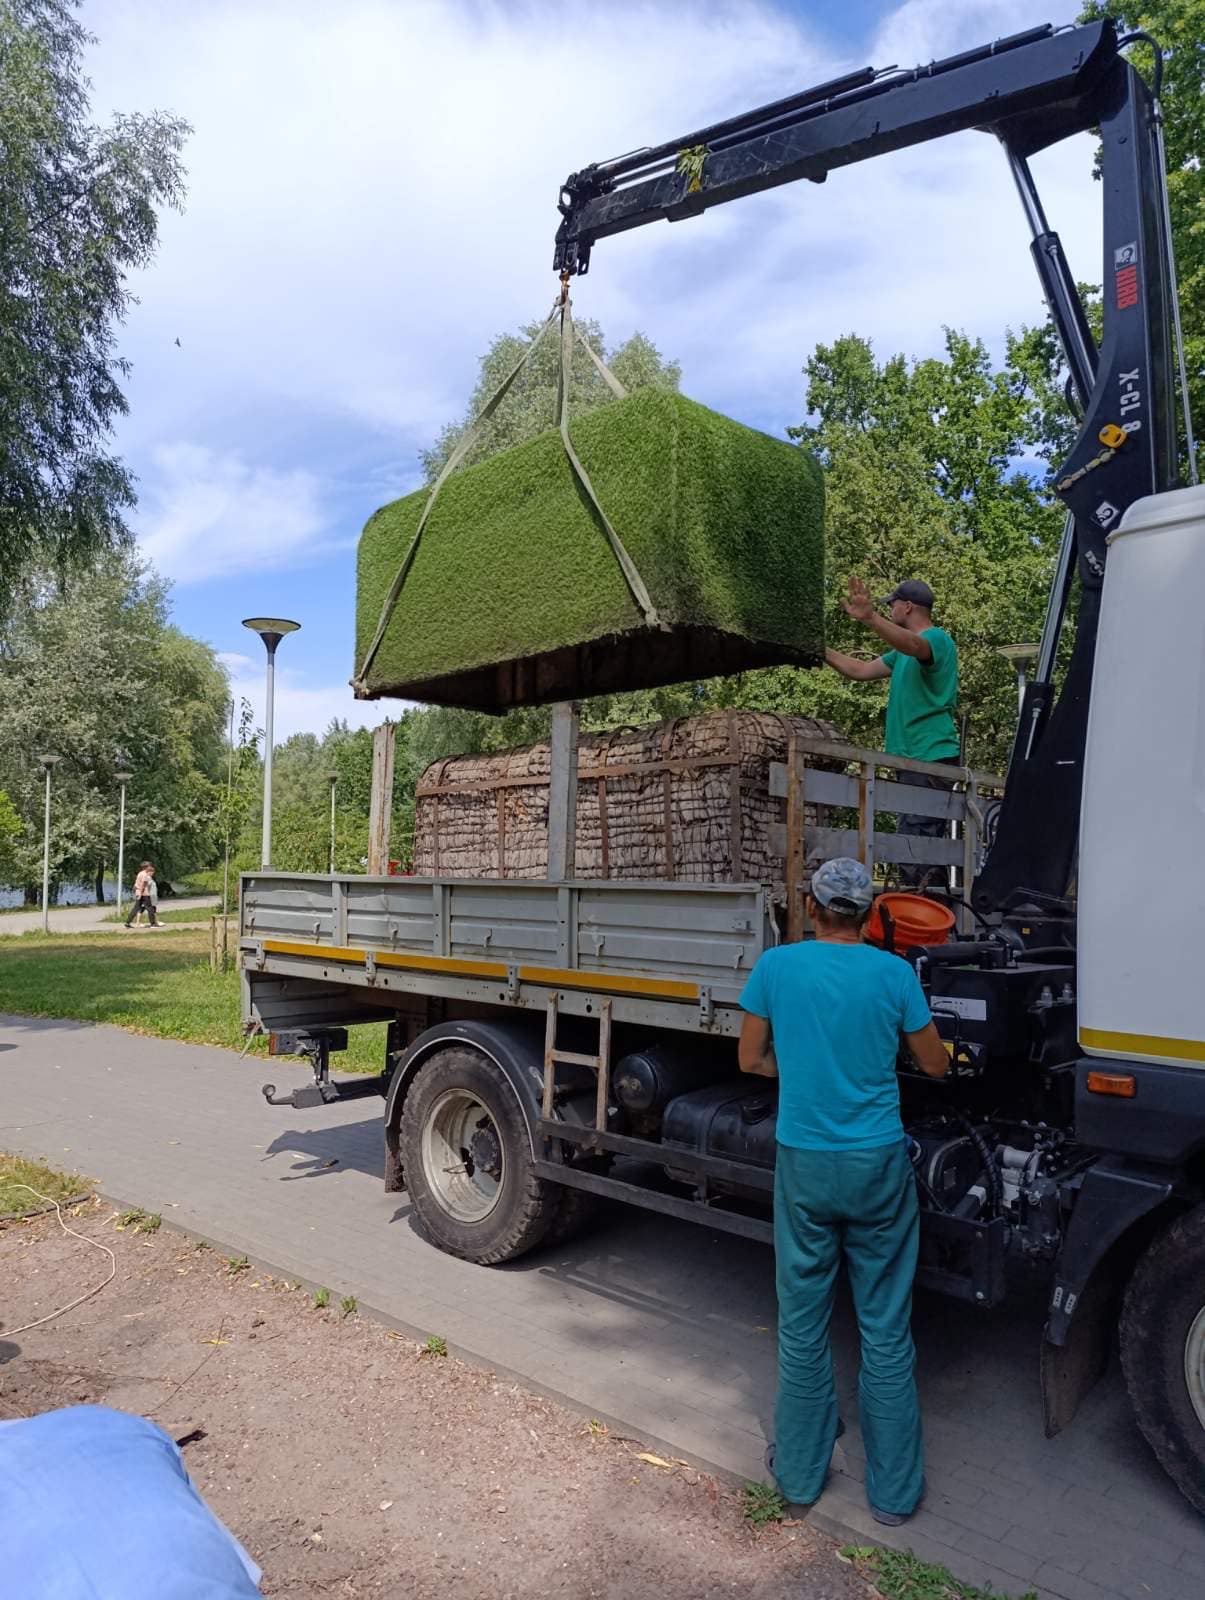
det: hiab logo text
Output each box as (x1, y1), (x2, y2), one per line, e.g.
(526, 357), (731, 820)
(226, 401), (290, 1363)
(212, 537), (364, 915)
(1114, 241), (1139, 310)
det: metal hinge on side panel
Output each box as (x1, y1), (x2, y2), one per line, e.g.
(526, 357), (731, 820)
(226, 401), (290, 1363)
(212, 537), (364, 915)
(247, 940), (265, 971)
(506, 965), (520, 1001)
(699, 986), (714, 1027)
(365, 950), (377, 984)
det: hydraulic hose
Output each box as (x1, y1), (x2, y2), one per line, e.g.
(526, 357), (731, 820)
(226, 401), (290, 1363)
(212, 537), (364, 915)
(951, 1110), (1003, 1218)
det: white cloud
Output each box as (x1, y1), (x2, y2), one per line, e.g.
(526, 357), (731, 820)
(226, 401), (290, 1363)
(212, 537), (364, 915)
(92, 0), (1097, 460)
(80, 0), (1103, 734)
(138, 443), (335, 582)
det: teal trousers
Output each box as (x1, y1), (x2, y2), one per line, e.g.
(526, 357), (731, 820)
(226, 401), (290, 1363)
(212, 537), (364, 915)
(773, 1139), (923, 1514)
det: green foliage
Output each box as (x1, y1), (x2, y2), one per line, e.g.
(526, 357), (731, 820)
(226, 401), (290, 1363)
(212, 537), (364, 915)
(0, 789), (21, 881)
(741, 1481), (786, 1525)
(226, 1254), (250, 1274)
(420, 316), (680, 482)
(770, 331), (1062, 771)
(340, 1295), (357, 1318)
(0, 554), (228, 892)
(422, 1334), (448, 1357)
(358, 389), (825, 705)
(0, 0), (189, 595)
(0, 1151), (87, 1217)
(313, 1286), (330, 1309)
(840, 1543), (1036, 1599)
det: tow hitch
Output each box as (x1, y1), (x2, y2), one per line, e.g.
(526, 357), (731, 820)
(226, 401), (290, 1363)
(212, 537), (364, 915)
(260, 1029), (388, 1110)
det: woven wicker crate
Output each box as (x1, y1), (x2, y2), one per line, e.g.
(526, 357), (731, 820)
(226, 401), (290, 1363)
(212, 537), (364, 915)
(413, 710), (845, 883)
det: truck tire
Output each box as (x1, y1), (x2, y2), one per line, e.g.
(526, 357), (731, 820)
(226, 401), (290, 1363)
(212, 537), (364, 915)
(1120, 1203), (1205, 1515)
(400, 1046), (558, 1265)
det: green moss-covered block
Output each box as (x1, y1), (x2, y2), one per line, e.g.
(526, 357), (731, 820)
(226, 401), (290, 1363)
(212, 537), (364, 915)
(355, 389), (824, 710)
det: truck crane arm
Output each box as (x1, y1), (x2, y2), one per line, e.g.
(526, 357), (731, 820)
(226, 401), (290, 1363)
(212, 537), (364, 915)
(554, 18), (1180, 913)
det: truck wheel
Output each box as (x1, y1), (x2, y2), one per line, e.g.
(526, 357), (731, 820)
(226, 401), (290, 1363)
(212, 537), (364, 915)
(1120, 1203), (1205, 1515)
(400, 1046), (557, 1265)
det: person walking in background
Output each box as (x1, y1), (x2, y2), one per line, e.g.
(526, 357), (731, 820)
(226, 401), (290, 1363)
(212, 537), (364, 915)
(124, 861), (159, 929)
(824, 576), (960, 888)
(738, 857), (949, 1524)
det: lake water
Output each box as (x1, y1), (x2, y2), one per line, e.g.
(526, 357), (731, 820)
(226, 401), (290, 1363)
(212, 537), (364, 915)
(0, 879), (118, 910)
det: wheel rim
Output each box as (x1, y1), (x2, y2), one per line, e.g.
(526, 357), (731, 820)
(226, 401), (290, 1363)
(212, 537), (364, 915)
(420, 1088), (505, 1223)
(1185, 1305), (1205, 1433)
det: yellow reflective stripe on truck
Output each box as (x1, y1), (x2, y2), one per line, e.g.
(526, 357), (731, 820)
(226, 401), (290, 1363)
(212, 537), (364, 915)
(258, 939), (700, 1003)
(1080, 1027), (1205, 1065)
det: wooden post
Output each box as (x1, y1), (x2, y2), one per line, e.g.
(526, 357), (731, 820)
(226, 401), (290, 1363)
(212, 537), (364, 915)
(547, 700), (579, 881)
(368, 723), (396, 876)
(786, 731), (807, 944)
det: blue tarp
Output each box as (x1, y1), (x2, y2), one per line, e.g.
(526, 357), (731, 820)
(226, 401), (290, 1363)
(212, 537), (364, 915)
(0, 1406), (262, 1599)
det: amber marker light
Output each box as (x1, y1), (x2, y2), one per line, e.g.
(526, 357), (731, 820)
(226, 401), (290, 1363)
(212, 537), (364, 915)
(1086, 1071), (1137, 1098)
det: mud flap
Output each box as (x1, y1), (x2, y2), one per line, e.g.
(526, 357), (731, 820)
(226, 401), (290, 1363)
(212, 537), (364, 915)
(1040, 1262), (1118, 1436)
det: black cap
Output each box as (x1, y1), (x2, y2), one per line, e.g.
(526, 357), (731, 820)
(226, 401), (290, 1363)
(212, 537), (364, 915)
(879, 579), (935, 609)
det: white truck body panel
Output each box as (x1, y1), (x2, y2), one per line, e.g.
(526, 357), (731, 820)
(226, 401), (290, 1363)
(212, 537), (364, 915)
(1078, 484), (1205, 1068)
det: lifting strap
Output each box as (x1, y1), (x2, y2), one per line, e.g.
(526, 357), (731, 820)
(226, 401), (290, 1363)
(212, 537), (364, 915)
(353, 294), (662, 694)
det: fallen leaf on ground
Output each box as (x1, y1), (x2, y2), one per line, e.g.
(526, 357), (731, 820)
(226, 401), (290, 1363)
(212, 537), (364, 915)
(635, 1452), (673, 1469)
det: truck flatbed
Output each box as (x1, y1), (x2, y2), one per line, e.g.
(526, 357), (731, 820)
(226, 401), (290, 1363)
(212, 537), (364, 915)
(241, 872), (772, 1040)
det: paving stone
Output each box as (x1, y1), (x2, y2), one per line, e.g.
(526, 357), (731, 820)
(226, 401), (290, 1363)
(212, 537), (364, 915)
(2, 1011), (1203, 1600)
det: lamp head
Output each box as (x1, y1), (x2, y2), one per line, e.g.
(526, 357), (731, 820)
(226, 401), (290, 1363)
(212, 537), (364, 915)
(242, 616), (301, 654)
(996, 643), (1039, 665)
(38, 753), (61, 771)
(115, 770), (133, 784)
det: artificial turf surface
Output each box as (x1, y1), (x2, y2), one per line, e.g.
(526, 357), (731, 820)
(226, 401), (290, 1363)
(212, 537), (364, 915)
(356, 389), (824, 707)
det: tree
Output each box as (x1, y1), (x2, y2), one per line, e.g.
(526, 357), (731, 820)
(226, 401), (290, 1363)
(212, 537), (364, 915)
(723, 331), (1064, 771)
(0, 555), (228, 895)
(421, 318), (681, 481)
(0, 1), (189, 597)
(0, 790), (21, 882)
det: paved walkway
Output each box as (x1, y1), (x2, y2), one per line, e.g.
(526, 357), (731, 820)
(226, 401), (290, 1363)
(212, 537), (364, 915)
(1, 1013), (1202, 1600)
(0, 896), (218, 937)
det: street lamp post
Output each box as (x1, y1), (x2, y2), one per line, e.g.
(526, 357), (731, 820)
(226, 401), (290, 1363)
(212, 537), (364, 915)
(38, 754), (61, 935)
(327, 771), (338, 875)
(241, 617), (300, 869)
(115, 771), (133, 919)
(997, 643), (1040, 719)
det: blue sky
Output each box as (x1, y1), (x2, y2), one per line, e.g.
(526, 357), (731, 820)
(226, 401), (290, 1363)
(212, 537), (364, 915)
(85, 0), (1091, 740)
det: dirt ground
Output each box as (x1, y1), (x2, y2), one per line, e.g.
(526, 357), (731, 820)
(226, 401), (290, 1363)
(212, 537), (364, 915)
(0, 1201), (873, 1599)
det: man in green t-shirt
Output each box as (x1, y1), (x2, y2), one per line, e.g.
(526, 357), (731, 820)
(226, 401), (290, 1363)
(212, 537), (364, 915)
(825, 576), (959, 887)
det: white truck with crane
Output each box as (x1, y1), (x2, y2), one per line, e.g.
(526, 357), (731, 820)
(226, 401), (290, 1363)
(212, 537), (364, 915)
(244, 18), (1205, 1515)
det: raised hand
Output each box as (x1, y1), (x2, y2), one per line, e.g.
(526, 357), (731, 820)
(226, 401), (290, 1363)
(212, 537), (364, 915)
(840, 575), (875, 623)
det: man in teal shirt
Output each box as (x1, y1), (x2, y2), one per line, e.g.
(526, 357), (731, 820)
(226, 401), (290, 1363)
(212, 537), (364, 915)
(825, 576), (960, 886)
(739, 857), (948, 1523)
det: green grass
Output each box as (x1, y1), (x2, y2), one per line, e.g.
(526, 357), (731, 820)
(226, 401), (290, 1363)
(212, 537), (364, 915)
(0, 1152), (89, 1218)
(741, 1481), (786, 1525)
(357, 388), (825, 708)
(842, 1546), (1036, 1600)
(116, 1208), (161, 1233)
(0, 930), (387, 1072)
(422, 1334), (448, 1358)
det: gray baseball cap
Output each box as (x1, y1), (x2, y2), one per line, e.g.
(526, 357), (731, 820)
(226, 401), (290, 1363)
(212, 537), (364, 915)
(879, 578), (935, 609)
(810, 857), (875, 915)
